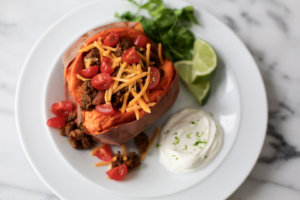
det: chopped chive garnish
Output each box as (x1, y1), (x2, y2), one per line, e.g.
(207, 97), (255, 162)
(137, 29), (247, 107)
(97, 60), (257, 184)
(156, 143), (161, 148)
(190, 121), (196, 124)
(173, 136), (180, 145)
(186, 132), (192, 138)
(205, 155), (208, 159)
(174, 132), (178, 135)
(193, 141), (207, 146)
(164, 130), (170, 134)
(184, 144), (188, 150)
(196, 132), (200, 137)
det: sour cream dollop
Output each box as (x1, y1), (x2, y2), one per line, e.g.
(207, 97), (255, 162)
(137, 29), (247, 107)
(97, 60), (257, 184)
(158, 108), (223, 173)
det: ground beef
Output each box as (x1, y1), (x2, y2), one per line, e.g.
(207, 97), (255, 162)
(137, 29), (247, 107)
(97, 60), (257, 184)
(111, 151), (124, 167)
(114, 38), (132, 57)
(111, 151), (141, 170)
(81, 80), (98, 110)
(134, 132), (149, 154)
(66, 111), (77, 122)
(68, 128), (95, 149)
(125, 152), (141, 170)
(60, 112), (95, 149)
(83, 48), (100, 66)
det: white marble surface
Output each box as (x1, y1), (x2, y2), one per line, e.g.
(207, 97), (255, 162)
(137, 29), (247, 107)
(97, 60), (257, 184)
(1, 0), (299, 199)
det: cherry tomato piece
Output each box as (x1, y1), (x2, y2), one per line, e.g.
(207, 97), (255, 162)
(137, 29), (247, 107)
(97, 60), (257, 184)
(100, 57), (114, 74)
(106, 164), (127, 181)
(133, 34), (148, 48)
(47, 116), (66, 129)
(79, 65), (99, 78)
(51, 100), (73, 117)
(94, 144), (113, 161)
(96, 103), (115, 115)
(122, 47), (140, 64)
(103, 32), (119, 47)
(148, 67), (161, 90)
(92, 73), (112, 91)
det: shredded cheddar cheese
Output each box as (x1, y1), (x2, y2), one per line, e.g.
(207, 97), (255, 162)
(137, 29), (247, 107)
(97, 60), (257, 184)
(146, 43), (151, 67)
(121, 144), (127, 161)
(130, 89), (151, 113)
(76, 74), (91, 81)
(113, 72), (148, 93)
(102, 45), (117, 51)
(134, 109), (140, 120)
(94, 161), (111, 167)
(112, 77), (129, 82)
(158, 43), (164, 65)
(79, 43), (96, 52)
(120, 92), (130, 113)
(128, 67), (151, 107)
(113, 62), (127, 90)
(141, 127), (161, 160)
(107, 83), (114, 102)
(138, 81), (149, 102)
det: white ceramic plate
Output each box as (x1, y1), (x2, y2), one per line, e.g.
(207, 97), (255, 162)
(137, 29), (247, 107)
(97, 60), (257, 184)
(15, 0), (267, 199)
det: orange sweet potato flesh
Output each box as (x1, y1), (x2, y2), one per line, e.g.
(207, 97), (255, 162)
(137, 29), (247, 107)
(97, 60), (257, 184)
(63, 22), (179, 145)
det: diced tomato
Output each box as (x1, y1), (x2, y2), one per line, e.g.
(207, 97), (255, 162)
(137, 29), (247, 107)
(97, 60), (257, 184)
(148, 67), (161, 90)
(106, 164), (127, 181)
(100, 57), (114, 74)
(47, 116), (66, 129)
(92, 73), (112, 91)
(103, 32), (119, 47)
(133, 34), (148, 48)
(95, 103), (115, 115)
(79, 65), (99, 78)
(51, 100), (73, 117)
(122, 47), (140, 64)
(94, 144), (113, 161)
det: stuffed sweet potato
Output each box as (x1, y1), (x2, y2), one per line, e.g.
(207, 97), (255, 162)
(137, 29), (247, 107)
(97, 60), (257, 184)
(63, 22), (179, 145)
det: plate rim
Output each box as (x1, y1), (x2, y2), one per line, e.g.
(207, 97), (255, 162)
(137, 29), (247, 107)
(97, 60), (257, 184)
(15, 0), (268, 199)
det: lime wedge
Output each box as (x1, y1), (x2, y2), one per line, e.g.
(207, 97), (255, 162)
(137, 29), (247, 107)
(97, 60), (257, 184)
(175, 61), (211, 105)
(191, 39), (217, 83)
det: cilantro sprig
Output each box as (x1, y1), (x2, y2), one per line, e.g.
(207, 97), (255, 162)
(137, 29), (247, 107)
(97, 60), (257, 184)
(115, 0), (198, 61)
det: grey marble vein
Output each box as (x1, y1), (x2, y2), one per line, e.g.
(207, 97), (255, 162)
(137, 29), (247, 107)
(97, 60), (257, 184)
(240, 11), (261, 25)
(248, 177), (300, 193)
(259, 123), (300, 163)
(267, 10), (289, 33)
(222, 15), (239, 31)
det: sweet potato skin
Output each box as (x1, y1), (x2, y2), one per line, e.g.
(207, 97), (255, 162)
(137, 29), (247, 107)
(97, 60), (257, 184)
(92, 68), (179, 145)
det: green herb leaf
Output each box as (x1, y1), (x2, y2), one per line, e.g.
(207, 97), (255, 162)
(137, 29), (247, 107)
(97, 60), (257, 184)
(115, 0), (198, 61)
(156, 143), (162, 148)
